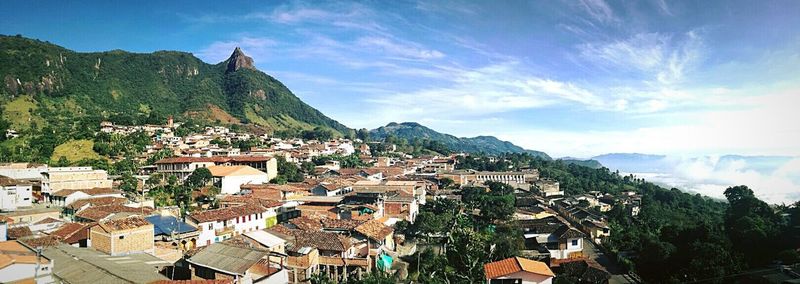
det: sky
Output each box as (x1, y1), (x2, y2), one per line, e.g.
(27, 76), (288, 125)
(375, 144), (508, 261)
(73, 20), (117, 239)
(1, 0), (799, 159)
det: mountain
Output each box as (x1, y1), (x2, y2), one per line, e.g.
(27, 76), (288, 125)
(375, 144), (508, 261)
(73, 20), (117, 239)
(0, 35), (350, 135)
(370, 122), (550, 158)
(558, 158), (604, 169)
(591, 153), (671, 173)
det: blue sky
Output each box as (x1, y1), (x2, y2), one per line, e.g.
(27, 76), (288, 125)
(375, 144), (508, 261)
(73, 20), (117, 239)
(2, 0), (799, 158)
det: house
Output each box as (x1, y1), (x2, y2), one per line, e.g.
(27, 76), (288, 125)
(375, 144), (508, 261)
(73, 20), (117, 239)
(0, 175), (33, 211)
(50, 222), (93, 247)
(155, 156), (277, 182)
(208, 165), (270, 194)
(90, 216), (155, 256)
(43, 243), (170, 283)
(40, 167), (113, 197)
(534, 179), (563, 197)
(188, 204), (278, 247)
(29, 217), (65, 233)
(48, 187), (124, 207)
(518, 217), (585, 260)
(74, 204), (154, 222)
(484, 256), (554, 284)
(243, 230), (287, 254)
(354, 220), (395, 251)
(186, 242), (288, 283)
(63, 196), (128, 219)
(0, 240), (54, 283)
(146, 214), (200, 250)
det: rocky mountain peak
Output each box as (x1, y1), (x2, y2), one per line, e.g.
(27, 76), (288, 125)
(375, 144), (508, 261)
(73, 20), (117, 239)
(226, 47), (255, 72)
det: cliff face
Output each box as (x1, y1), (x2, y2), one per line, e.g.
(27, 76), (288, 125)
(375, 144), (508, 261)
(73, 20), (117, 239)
(226, 47), (256, 73)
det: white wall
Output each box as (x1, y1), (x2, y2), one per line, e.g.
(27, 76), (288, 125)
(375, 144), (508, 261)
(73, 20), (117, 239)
(489, 271), (553, 284)
(220, 175), (268, 195)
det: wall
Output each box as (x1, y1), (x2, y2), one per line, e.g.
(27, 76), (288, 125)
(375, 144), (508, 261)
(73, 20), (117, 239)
(221, 175), (268, 195)
(91, 225), (155, 256)
(490, 271), (553, 284)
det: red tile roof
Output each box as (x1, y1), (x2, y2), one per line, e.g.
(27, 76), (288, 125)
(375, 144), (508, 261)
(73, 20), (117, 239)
(189, 204), (268, 223)
(96, 216), (151, 233)
(354, 220), (393, 241)
(52, 187), (122, 197)
(484, 256), (554, 279)
(50, 222), (93, 244)
(75, 205), (153, 222)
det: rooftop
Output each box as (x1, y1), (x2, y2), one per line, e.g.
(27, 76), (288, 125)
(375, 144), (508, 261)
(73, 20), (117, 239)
(207, 165), (267, 177)
(484, 256), (554, 279)
(187, 242), (269, 276)
(43, 244), (170, 283)
(96, 216), (152, 233)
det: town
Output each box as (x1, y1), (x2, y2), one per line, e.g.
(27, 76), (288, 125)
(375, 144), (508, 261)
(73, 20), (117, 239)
(0, 118), (641, 284)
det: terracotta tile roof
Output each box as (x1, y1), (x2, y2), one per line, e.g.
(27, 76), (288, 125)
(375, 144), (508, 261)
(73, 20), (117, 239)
(484, 256), (554, 279)
(207, 165), (266, 177)
(50, 222), (93, 244)
(354, 220), (393, 241)
(7, 226), (33, 239)
(0, 175), (30, 186)
(290, 230), (351, 252)
(32, 217), (64, 225)
(19, 235), (62, 248)
(189, 204), (267, 223)
(96, 216), (151, 233)
(289, 216), (322, 231)
(52, 187), (121, 197)
(248, 258), (280, 278)
(75, 205), (153, 222)
(320, 218), (364, 230)
(0, 240), (50, 269)
(219, 195), (283, 208)
(66, 197), (127, 210)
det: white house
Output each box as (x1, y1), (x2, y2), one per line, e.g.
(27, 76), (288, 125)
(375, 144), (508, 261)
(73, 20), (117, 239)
(208, 165), (270, 195)
(0, 176), (33, 211)
(188, 203), (280, 247)
(484, 256), (554, 284)
(48, 188), (124, 207)
(0, 240), (54, 284)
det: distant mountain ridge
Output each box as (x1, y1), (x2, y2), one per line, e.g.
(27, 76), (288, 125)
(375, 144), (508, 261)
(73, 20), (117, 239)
(370, 122), (551, 158)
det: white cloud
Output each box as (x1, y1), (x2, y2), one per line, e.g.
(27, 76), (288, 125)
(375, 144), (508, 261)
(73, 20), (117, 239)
(577, 0), (617, 23)
(355, 36), (445, 60)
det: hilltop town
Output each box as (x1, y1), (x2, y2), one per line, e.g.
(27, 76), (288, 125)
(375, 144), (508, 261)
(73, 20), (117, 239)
(0, 116), (647, 284)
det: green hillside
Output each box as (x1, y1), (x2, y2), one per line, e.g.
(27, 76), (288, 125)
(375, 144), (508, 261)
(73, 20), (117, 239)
(0, 35), (349, 133)
(370, 122), (551, 158)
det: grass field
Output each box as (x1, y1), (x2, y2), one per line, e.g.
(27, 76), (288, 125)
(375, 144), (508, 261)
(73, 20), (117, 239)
(2, 95), (44, 130)
(51, 139), (102, 162)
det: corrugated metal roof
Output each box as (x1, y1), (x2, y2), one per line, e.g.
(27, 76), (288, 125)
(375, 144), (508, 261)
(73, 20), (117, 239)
(187, 243), (268, 275)
(243, 230), (286, 248)
(42, 244), (169, 283)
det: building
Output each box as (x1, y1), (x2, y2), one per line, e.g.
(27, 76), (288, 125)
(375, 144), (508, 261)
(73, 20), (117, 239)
(146, 214), (199, 250)
(208, 165), (270, 194)
(0, 175), (33, 211)
(0, 240), (54, 284)
(48, 187), (124, 207)
(186, 242), (288, 283)
(484, 256), (555, 284)
(155, 156), (278, 182)
(188, 203), (279, 247)
(90, 216), (155, 256)
(438, 169), (539, 187)
(41, 167), (113, 197)
(534, 179), (563, 197)
(43, 243), (170, 283)
(519, 217), (585, 260)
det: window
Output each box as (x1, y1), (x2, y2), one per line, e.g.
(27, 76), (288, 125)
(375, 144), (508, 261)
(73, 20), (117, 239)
(119, 236), (125, 240)
(571, 239), (579, 246)
(208, 224), (213, 230)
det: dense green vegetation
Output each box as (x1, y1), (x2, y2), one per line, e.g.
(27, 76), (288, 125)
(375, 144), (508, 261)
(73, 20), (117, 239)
(370, 122), (550, 158)
(453, 153), (800, 283)
(0, 34), (350, 162)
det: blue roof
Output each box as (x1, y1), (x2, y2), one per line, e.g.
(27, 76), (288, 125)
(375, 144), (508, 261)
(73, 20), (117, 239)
(146, 215), (197, 236)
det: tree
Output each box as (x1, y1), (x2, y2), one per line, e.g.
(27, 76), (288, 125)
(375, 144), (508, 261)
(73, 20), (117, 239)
(185, 168), (213, 189)
(356, 128), (370, 142)
(119, 172), (138, 194)
(439, 177), (454, 189)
